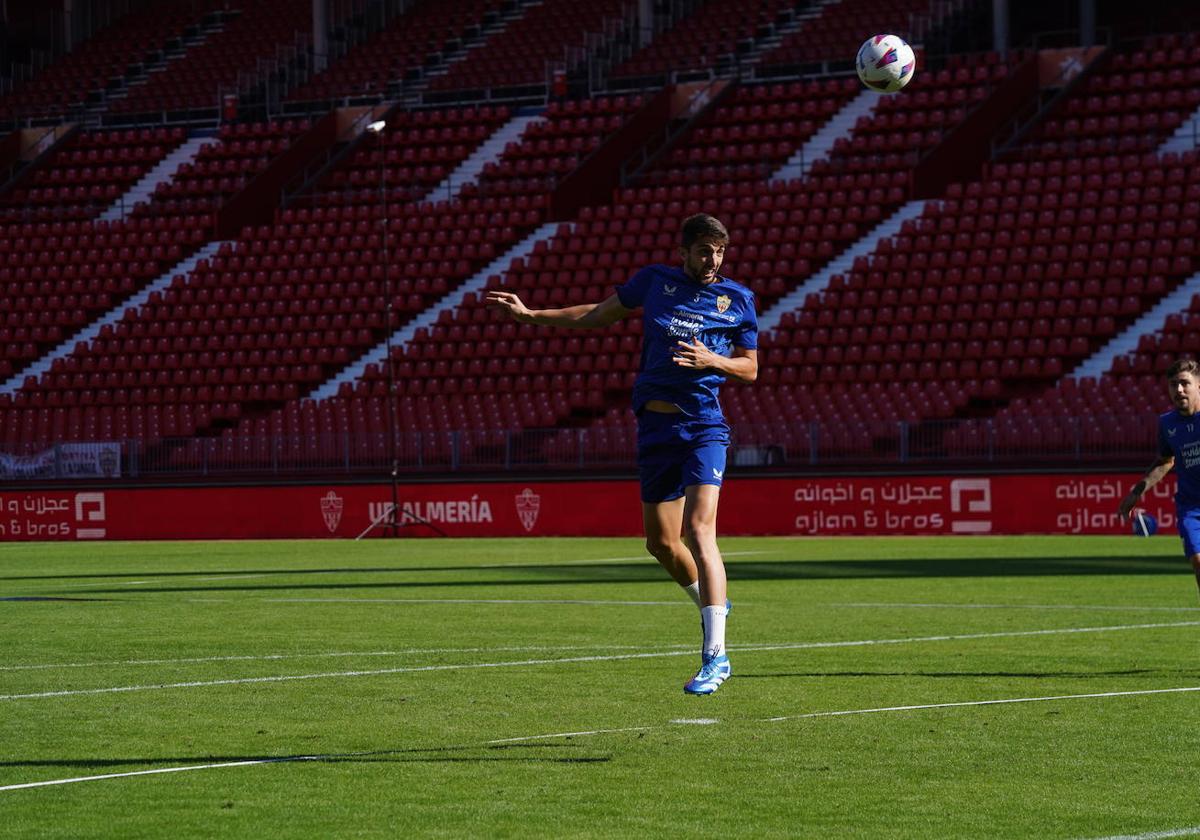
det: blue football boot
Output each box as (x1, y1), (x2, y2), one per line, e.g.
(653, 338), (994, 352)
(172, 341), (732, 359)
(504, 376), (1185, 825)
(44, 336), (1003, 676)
(684, 653), (731, 695)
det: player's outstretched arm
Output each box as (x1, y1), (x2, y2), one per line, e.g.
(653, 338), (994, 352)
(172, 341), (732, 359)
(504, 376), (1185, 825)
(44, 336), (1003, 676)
(1118, 454), (1174, 519)
(486, 290), (631, 329)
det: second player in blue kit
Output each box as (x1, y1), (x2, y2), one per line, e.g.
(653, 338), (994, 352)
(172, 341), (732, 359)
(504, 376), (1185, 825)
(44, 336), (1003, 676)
(488, 214), (758, 694)
(1120, 358), (1200, 593)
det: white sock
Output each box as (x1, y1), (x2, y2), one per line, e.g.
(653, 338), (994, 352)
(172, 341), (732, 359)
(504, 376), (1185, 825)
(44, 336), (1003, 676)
(683, 580), (702, 607)
(700, 604), (728, 659)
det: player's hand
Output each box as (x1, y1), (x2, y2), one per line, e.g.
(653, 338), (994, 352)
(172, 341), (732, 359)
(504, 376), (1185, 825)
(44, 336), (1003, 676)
(486, 290), (534, 323)
(1117, 491), (1141, 520)
(672, 338), (717, 370)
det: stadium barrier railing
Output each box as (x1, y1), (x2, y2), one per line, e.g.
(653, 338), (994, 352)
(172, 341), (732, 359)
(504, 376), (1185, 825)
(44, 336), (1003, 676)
(0, 415), (1160, 479)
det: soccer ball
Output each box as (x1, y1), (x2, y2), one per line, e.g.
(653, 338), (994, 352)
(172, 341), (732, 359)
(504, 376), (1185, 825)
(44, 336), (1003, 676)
(856, 34), (916, 94)
(1131, 511), (1158, 537)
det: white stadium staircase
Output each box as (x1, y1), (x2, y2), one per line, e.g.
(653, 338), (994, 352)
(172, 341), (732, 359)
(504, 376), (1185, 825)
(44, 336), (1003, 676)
(422, 114), (545, 203)
(97, 135), (210, 222)
(0, 240), (231, 395)
(757, 200), (928, 334)
(309, 221), (562, 399)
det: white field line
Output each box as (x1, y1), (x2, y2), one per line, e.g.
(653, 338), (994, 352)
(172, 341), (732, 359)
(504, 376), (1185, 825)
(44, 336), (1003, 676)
(264, 598), (689, 606)
(763, 685), (1200, 722)
(833, 602), (1200, 612)
(488, 726), (651, 744)
(0, 757), (321, 792)
(52, 575), (264, 589)
(490, 685), (1200, 744)
(4, 620), (1198, 702)
(0, 643), (698, 672)
(192, 574), (272, 582)
(1082, 827), (1200, 840)
(56, 581), (153, 588)
(10, 682), (1200, 793)
(0, 651), (705, 700)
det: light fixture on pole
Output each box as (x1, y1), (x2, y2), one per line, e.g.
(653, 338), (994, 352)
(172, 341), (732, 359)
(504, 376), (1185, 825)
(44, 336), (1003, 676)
(355, 117), (444, 541)
(363, 118), (400, 537)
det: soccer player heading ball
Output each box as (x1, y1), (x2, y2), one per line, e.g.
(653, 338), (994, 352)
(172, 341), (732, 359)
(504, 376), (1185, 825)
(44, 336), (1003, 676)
(1119, 358), (1200, 592)
(487, 214), (758, 694)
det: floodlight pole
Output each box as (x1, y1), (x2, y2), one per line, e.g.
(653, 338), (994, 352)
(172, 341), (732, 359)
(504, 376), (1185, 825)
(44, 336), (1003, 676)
(354, 119), (445, 541)
(370, 119), (400, 536)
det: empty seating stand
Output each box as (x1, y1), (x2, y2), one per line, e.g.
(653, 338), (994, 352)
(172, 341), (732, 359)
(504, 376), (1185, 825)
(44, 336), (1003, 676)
(427, 0), (630, 94)
(286, 0), (508, 104)
(110, 0), (310, 117)
(6, 9), (1200, 469)
(0, 1), (223, 123)
(0, 127), (187, 222)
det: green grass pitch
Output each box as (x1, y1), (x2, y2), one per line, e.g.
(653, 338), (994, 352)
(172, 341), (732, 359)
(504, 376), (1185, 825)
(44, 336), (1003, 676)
(2, 535), (1200, 838)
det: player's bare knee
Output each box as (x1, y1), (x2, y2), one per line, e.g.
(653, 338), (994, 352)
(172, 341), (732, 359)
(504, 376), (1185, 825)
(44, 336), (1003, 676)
(683, 518), (716, 545)
(645, 536), (674, 561)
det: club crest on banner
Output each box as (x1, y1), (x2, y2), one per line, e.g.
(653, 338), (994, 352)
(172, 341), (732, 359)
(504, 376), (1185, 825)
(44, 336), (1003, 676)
(320, 491), (344, 533)
(715, 294), (731, 313)
(515, 488), (540, 532)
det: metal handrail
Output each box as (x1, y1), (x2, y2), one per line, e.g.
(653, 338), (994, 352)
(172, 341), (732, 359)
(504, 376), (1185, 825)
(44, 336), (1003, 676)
(0, 415), (1161, 480)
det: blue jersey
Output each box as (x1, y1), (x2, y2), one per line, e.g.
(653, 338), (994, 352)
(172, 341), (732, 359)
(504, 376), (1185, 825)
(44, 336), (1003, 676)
(616, 264), (758, 420)
(1159, 409), (1200, 508)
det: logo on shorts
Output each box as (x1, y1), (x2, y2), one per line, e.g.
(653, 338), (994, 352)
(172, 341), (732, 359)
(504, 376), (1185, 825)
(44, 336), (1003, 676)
(663, 284), (677, 296)
(715, 295), (731, 314)
(320, 491), (344, 533)
(712, 467), (723, 478)
(515, 488), (541, 532)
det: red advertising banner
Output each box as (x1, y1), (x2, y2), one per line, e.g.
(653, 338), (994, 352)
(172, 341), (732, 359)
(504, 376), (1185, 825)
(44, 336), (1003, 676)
(0, 473), (1175, 541)
(764, 474), (1176, 536)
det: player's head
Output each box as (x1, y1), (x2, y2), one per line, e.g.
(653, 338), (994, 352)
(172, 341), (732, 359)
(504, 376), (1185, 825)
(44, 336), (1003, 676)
(1166, 358), (1200, 416)
(679, 214), (729, 285)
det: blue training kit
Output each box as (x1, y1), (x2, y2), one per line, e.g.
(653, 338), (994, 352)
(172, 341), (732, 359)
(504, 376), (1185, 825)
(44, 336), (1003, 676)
(636, 410), (728, 503)
(616, 264), (758, 503)
(1159, 410), (1200, 554)
(616, 264), (758, 421)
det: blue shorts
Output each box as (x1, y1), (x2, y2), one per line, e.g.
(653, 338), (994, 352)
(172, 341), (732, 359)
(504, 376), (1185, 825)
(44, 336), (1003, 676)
(636, 410), (730, 504)
(1177, 507), (1200, 556)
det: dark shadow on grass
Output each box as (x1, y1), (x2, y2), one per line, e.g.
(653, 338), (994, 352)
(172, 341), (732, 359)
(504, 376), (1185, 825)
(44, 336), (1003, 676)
(1, 555), (1190, 587)
(317, 755), (610, 764)
(12, 556), (1195, 598)
(0, 743), (609, 770)
(0, 596), (116, 602)
(4, 554), (1195, 600)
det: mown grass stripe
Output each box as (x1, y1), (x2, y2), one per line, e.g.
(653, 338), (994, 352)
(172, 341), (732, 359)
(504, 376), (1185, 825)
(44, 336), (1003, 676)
(4, 620), (1197, 701)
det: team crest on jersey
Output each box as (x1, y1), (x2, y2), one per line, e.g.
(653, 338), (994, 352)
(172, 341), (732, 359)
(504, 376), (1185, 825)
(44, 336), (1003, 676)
(715, 295), (731, 313)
